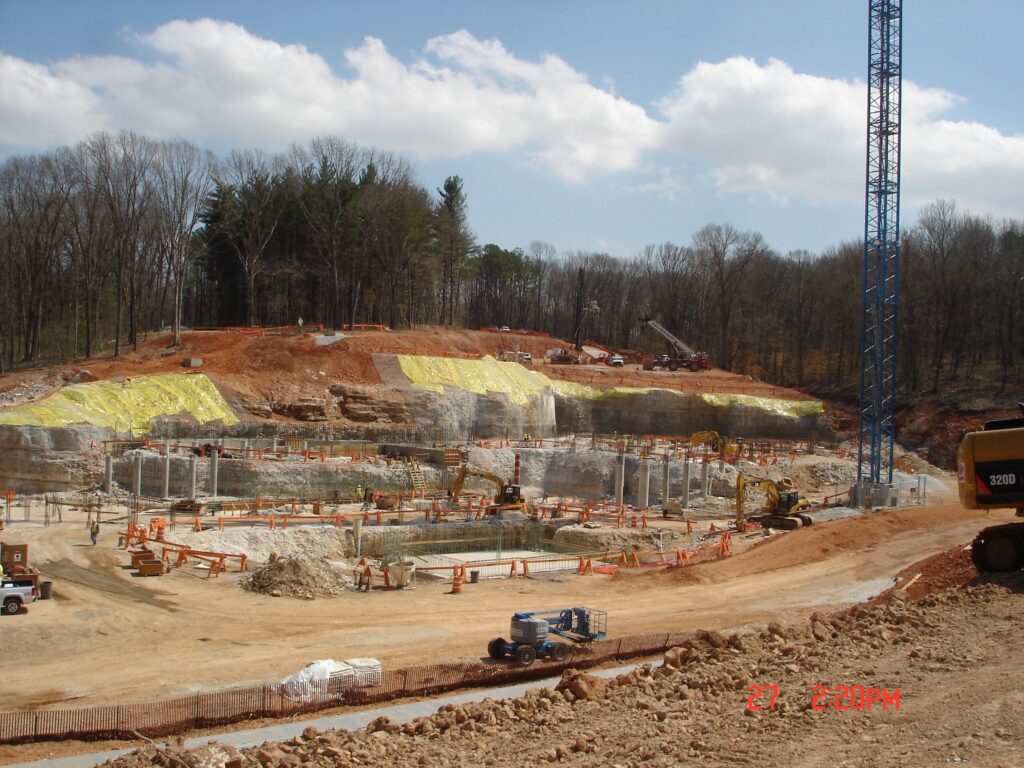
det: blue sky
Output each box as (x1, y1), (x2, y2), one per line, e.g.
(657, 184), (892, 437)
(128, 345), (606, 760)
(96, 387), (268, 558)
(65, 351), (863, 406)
(1, 1), (1021, 255)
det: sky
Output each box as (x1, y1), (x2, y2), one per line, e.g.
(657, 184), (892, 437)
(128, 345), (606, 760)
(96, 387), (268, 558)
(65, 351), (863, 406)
(1, 1), (1022, 256)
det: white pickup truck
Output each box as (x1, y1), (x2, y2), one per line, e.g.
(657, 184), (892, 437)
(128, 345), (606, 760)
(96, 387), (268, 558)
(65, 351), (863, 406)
(1, 579), (37, 615)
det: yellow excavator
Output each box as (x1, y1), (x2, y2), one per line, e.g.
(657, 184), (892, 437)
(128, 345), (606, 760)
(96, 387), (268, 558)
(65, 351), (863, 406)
(688, 430), (741, 458)
(449, 465), (526, 517)
(958, 403), (1024, 571)
(736, 475), (814, 530)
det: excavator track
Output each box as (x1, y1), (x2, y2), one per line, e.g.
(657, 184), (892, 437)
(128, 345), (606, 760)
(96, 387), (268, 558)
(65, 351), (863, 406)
(971, 522), (1024, 572)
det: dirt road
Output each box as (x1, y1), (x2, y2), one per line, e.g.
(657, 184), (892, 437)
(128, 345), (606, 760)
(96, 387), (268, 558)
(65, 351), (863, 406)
(0, 502), (1012, 713)
(102, 571), (1024, 768)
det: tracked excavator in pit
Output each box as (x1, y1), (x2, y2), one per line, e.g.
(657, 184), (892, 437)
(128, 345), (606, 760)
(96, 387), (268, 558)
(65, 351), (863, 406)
(448, 465), (527, 517)
(958, 402), (1024, 572)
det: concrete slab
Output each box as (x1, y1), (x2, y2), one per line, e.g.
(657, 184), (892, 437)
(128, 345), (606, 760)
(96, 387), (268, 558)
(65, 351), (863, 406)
(411, 548), (580, 579)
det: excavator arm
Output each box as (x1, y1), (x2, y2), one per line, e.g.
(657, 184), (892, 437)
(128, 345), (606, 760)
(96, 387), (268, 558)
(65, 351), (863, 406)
(735, 475), (810, 530)
(450, 465), (506, 502)
(639, 317), (697, 357)
(689, 430), (724, 452)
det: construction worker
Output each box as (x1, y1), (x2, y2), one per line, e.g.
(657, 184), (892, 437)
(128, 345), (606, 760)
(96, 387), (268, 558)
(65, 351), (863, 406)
(354, 484), (363, 503)
(0, 561), (5, 582)
(90, 518), (100, 545)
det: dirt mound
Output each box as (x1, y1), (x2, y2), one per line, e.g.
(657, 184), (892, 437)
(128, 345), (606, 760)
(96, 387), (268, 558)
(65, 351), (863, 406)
(690, 502), (974, 580)
(871, 543), (978, 603)
(102, 576), (1024, 768)
(241, 556), (352, 600)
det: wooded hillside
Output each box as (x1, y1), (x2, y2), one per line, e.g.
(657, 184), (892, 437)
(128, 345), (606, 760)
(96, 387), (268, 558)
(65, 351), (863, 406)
(1, 131), (1021, 397)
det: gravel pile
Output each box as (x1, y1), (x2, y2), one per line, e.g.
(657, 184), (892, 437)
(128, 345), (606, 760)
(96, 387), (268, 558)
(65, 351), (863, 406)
(241, 556), (353, 599)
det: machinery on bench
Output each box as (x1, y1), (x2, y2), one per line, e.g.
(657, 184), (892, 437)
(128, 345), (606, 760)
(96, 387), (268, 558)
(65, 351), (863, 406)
(488, 607), (607, 666)
(958, 401), (1024, 572)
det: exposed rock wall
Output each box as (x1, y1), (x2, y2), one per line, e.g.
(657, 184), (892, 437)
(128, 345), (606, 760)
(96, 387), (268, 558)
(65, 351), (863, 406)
(110, 449), (443, 499)
(0, 425), (107, 492)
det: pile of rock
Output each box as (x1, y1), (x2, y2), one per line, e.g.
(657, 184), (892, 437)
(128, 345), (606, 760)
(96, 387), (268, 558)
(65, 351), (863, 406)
(241, 556), (352, 599)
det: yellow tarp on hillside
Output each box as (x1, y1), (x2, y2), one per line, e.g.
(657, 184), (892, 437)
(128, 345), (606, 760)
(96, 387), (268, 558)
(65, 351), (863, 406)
(0, 373), (238, 436)
(396, 355), (823, 418)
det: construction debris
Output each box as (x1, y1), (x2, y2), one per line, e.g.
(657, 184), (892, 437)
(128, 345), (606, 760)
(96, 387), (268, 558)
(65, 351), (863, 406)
(241, 556), (353, 599)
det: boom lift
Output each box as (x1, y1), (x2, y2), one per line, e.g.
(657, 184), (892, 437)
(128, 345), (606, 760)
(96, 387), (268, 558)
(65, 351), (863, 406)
(958, 403), (1024, 571)
(736, 475), (814, 530)
(638, 317), (711, 372)
(488, 607), (608, 666)
(448, 465), (526, 517)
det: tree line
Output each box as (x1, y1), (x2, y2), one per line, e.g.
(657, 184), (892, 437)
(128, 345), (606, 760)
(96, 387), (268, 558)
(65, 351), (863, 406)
(1, 131), (1021, 397)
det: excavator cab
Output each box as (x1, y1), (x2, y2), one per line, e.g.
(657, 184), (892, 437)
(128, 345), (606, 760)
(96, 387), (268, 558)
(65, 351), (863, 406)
(499, 484), (523, 504)
(959, 402), (1024, 571)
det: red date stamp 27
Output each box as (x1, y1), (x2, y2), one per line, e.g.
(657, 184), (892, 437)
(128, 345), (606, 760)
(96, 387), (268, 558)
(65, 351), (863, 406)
(746, 684), (900, 712)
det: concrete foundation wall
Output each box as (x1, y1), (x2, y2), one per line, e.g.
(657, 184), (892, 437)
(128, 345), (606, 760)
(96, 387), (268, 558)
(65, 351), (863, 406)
(110, 450), (443, 499)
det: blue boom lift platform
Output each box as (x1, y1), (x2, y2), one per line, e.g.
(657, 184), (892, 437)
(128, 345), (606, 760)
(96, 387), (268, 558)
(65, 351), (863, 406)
(488, 607), (607, 666)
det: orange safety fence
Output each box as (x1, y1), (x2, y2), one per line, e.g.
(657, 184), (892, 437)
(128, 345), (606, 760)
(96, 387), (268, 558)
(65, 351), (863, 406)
(0, 628), (699, 746)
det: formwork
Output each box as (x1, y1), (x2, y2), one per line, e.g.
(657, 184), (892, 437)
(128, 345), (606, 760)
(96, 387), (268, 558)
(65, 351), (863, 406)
(399, 521), (592, 579)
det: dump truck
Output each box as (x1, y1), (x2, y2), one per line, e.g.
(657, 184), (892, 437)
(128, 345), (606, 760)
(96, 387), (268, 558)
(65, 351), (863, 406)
(958, 403), (1024, 571)
(488, 607), (607, 666)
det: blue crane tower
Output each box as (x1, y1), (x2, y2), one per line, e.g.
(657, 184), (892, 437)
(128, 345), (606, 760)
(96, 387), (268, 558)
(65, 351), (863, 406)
(858, 0), (903, 485)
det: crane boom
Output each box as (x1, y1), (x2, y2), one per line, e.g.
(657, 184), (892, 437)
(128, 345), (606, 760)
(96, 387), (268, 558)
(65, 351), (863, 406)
(639, 317), (696, 356)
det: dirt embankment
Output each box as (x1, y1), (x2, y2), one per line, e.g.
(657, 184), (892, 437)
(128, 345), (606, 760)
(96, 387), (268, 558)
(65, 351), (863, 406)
(0, 328), (817, 416)
(101, 574), (1024, 768)
(682, 502), (973, 581)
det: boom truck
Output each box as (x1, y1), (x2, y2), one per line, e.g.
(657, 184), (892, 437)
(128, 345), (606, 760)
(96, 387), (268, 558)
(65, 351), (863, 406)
(639, 317), (711, 372)
(958, 402), (1024, 572)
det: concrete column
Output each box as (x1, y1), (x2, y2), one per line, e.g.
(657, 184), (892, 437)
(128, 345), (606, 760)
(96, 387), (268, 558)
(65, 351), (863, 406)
(301, 440), (309, 452)
(162, 454), (171, 499)
(272, 437), (278, 454)
(188, 455), (197, 500)
(133, 455), (143, 497)
(681, 461), (690, 509)
(661, 455), (670, 511)
(614, 454), (625, 507)
(700, 460), (709, 498)
(638, 462), (651, 509)
(210, 451), (219, 497)
(104, 454), (113, 494)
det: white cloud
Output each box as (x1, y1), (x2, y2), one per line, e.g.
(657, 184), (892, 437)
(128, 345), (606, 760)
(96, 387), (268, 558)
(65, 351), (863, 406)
(0, 20), (1020, 214)
(0, 54), (105, 144)
(1, 20), (660, 182)
(656, 56), (1024, 215)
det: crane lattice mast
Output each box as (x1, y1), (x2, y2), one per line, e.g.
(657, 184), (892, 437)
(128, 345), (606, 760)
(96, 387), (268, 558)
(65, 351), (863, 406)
(858, 0), (903, 484)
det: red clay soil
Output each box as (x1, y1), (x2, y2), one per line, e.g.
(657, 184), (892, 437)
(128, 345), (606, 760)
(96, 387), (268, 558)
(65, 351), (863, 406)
(0, 327), (815, 406)
(871, 544), (979, 603)
(684, 503), (974, 581)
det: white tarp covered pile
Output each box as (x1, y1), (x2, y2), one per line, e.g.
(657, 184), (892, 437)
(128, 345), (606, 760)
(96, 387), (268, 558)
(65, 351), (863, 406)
(280, 657), (381, 702)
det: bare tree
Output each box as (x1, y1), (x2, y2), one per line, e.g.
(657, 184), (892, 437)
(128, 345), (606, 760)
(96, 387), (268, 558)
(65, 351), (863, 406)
(215, 149), (285, 327)
(153, 140), (217, 346)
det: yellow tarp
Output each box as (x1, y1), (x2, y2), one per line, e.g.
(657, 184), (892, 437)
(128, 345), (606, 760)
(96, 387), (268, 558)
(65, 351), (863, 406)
(0, 373), (239, 436)
(396, 355), (823, 419)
